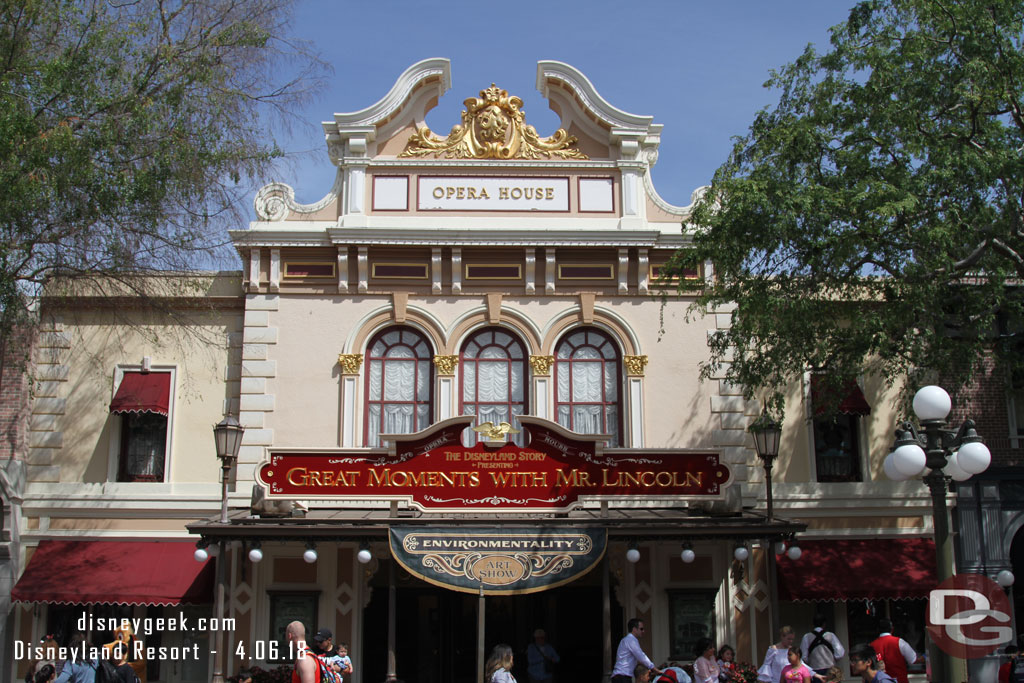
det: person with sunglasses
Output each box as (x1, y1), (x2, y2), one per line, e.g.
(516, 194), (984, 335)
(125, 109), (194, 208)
(612, 619), (662, 683)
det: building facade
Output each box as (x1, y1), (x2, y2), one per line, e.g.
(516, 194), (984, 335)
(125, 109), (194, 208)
(7, 59), (1017, 683)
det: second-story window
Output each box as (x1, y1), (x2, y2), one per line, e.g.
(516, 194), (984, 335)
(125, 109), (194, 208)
(365, 327), (434, 447)
(460, 328), (527, 445)
(554, 328), (622, 446)
(811, 375), (870, 482)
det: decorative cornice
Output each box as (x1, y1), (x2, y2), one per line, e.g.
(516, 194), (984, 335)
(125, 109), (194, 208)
(433, 355), (458, 376)
(529, 355), (554, 376)
(623, 355), (648, 377)
(338, 354), (363, 375)
(536, 61), (655, 131)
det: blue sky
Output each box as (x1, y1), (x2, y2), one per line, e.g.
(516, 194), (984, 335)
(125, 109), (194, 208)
(271, 1), (852, 208)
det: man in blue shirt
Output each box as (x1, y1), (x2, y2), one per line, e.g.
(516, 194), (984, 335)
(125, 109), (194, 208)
(612, 619), (662, 683)
(526, 629), (560, 683)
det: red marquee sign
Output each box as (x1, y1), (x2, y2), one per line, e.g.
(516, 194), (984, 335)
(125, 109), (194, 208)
(257, 416), (731, 512)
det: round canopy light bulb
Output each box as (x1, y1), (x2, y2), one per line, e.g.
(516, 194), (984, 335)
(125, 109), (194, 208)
(303, 548), (318, 564)
(882, 453), (908, 481)
(625, 548), (641, 564)
(206, 543), (220, 557)
(248, 548), (264, 563)
(357, 548), (373, 564)
(734, 546), (749, 562)
(786, 545), (802, 561)
(997, 570), (1015, 588)
(892, 443), (927, 478)
(774, 541), (787, 555)
(680, 548), (696, 564)
(913, 385), (952, 421)
(194, 548), (209, 563)
(956, 441), (991, 475)
(943, 452), (972, 482)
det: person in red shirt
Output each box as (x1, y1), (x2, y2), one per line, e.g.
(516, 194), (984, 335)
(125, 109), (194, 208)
(869, 619), (919, 683)
(999, 645), (1020, 683)
(286, 621), (317, 683)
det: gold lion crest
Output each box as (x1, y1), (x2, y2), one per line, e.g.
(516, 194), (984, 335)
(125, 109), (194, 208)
(399, 84), (588, 161)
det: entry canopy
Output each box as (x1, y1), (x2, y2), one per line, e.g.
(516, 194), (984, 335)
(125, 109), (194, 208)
(775, 537), (936, 601)
(109, 371), (171, 415)
(12, 540), (215, 605)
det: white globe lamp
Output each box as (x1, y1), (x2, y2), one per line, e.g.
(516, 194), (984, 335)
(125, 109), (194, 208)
(891, 443), (927, 478)
(997, 570), (1015, 588)
(248, 547), (264, 563)
(734, 546), (749, 562)
(357, 547), (373, 564)
(626, 548), (641, 564)
(913, 385), (952, 421)
(786, 545), (802, 561)
(680, 548), (696, 564)
(883, 453), (908, 481)
(303, 547), (318, 563)
(194, 547), (209, 562)
(956, 440), (991, 475)
(943, 452), (972, 482)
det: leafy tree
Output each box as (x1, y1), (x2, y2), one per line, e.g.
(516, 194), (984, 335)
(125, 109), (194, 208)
(669, 0), (1024, 409)
(0, 0), (324, 362)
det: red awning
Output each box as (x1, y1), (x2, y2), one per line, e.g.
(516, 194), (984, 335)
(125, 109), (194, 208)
(776, 538), (936, 602)
(11, 540), (214, 605)
(811, 375), (871, 416)
(109, 372), (170, 415)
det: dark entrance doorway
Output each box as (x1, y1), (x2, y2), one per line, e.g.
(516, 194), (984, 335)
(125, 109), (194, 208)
(363, 559), (616, 683)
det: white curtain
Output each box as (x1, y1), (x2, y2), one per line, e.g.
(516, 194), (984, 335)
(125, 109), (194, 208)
(367, 404), (416, 447)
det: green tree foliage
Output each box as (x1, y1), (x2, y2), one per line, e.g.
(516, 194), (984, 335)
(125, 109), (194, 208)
(0, 0), (323, 346)
(669, 0), (1024, 409)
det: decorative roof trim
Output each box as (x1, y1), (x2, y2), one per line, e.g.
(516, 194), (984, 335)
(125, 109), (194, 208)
(253, 170), (343, 222)
(325, 58), (451, 131)
(536, 61), (654, 132)
(644, 173), (706, 219)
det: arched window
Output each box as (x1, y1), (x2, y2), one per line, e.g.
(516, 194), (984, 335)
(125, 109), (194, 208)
(364, 327), (434, 447)
(460, 328), (527, 445)
(554, 328), (622, 447)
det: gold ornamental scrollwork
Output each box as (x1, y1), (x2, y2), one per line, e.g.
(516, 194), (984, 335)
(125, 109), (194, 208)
(623, 355), (649, 377)
(338, 353), (364, 375)
(529, 355), (555, 376)
(399, 84), (589, 161)
(433, 355), (459, 376)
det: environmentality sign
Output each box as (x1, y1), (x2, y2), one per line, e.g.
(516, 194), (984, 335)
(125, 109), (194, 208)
(389, 526), (607, 595)
(256, 415), (732, 513)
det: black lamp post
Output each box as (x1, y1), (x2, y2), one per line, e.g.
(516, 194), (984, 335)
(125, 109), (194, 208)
(749, 408), (782, 521)
(211, 415), (244, 683)
(885, 385), (991, 683)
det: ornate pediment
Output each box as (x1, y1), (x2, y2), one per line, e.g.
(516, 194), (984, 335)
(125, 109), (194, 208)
(399, 84), (588, 161)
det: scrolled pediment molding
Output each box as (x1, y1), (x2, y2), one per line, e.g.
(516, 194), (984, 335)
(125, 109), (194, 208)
(254, 173), (343, 222)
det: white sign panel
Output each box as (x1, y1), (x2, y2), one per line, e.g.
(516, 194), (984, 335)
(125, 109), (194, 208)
(418, 176), (569, 212)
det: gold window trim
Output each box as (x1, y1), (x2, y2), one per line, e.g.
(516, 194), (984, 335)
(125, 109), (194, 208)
(649, 263), (704, 283)
(557, 264), (615, 280)
(282, 261), (337, 279)
(464, 263), (523, 280)
(371, 262), (429, 280)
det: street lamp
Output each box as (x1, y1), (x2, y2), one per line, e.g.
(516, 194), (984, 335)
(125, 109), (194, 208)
(749, 407), (782, 521)
(884, 384), (991, 683)
(214, 415), (245, 524)
(211, 415), (244, 683)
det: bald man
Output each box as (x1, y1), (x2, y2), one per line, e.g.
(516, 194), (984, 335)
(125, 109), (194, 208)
(286, 621), (318, 683)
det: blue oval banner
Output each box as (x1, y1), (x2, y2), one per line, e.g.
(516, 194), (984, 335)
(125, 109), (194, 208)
(389, 526), (608, 595)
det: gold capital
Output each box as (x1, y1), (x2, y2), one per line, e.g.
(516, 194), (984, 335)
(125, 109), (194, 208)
(623, 355), (649, 377)
(433, 355), (459, 376)
(338, 353), (363, 375)
(529, 355), (555, 376)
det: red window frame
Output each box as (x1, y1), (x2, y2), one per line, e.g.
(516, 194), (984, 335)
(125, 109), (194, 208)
(363, 327), (434, 447)
(553, 328), (622, 446)
(459, 328), (528, 443)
